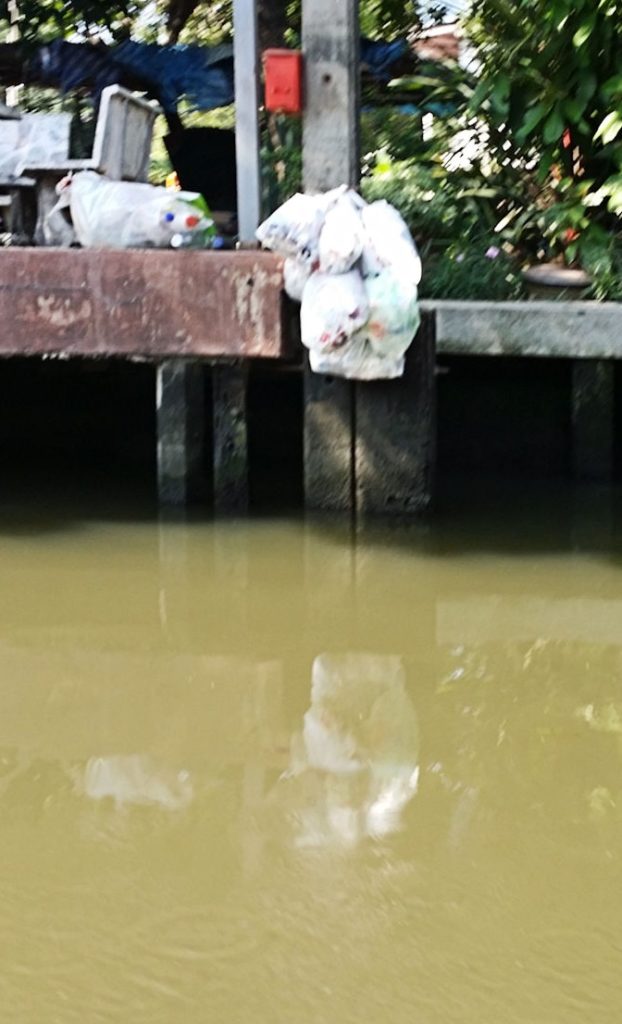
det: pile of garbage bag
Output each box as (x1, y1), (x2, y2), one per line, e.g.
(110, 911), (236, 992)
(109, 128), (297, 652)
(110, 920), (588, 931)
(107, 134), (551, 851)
(49, 170), (217, 250)
(256, 186), (421, 380)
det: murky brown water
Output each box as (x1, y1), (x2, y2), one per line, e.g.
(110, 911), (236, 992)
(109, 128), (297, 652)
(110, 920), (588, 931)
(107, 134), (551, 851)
(1, 486), (621, 1023)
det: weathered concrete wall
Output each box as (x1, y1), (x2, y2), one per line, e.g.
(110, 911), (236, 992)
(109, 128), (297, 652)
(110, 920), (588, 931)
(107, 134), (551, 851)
(423, 300), (622, 359)
(0, 248), (287, 360)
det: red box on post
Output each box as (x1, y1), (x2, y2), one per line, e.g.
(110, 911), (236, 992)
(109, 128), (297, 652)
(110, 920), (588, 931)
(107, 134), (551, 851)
(263, 49), (303, 114)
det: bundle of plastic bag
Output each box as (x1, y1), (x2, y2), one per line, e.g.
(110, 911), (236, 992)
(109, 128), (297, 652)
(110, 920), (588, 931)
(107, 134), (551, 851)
(300, 271), (368, 352)
(256, 192), (326, 265)
(257, 185), (422, 380)
(57, 170), (216, 249)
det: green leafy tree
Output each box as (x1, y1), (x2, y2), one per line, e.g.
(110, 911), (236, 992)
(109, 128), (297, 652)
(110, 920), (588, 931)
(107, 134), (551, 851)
(468, 0), (622, 272)
(0, 0), (147, 42)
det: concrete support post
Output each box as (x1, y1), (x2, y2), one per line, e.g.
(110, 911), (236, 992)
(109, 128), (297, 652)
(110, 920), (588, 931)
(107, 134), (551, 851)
(302, 0), (360, 191)
(303, 365), (355, 513)
(571, 359), (614, 481)
(212, 363), (249, 514)
(156, 359), (206, 505)
(302, 0), (360, 514)
(355, 311), (437, 517)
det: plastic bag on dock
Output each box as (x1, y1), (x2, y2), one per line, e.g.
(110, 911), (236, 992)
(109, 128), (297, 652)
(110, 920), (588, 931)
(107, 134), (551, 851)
(360, 200), (422, 286)
(301, 270), (369, 354)
(65, 170), (216, 249)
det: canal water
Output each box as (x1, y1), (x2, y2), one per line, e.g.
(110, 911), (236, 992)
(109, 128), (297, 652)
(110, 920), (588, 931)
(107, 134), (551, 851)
(0, 480), (621, 1023)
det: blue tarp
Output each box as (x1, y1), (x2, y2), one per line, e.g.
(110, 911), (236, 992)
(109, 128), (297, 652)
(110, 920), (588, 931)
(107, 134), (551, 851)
(30, 39), (235, 113)
(30, 37), (412, 114)
(361, 38), (409, 80)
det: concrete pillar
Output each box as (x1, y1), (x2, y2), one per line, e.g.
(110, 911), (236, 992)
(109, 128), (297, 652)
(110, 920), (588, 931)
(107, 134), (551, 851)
(355, 311), (437, 517)
(303, 365), (355, 514)
(302, 0), (360, 515)
(571, 359), (614, 481)
(212, 363), (249, 514)
(156, 359), (206, 506)
(302, 0), (360, 191)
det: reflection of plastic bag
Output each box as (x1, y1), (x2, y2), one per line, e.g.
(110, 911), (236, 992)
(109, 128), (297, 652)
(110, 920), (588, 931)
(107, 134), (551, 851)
(301, 270), (368, 353)
(256, 192), (326, 264)
(81, 755), (193, 810)
(67, 170), (215, 249)
(284, 653), (420, 846)
(361, 200), (422, 285)
(318, 191), (365, 274)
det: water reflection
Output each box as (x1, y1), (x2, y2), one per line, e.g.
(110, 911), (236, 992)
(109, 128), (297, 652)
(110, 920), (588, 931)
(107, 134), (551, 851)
(280, 654), (419, 848)
(80, 756), (194, 811)
(1, 513), (622, 1022)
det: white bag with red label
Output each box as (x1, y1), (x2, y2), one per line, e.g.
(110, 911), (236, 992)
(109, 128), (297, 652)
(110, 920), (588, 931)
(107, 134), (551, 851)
(300, 270), (369, 354)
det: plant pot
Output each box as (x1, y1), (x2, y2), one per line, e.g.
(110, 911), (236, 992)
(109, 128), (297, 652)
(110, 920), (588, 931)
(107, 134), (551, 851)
(521, 263), (592, 301)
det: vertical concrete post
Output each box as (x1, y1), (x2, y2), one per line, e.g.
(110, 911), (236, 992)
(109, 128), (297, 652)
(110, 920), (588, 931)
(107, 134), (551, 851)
(571, 359), (614, 481)
(234, 0), (262, 242)
(156, 359), (205, 506)
(355, 311), (437, 517)
(303, 366), (355, 514)
(302, 0), (360, 513)
(212, 363), (249, 514)
(302, 0), (360, 191)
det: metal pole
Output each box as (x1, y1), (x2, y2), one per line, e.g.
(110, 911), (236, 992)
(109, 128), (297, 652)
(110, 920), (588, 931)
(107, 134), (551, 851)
(233, 0), (262, 242)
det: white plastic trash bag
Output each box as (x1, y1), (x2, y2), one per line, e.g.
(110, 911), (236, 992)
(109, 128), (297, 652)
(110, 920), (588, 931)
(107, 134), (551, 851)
(64, 170), (215, 249)
(312, 269), (421, 380)
(301, 270), (369, 353)
(361, 200), (422, 286)
(283, 255), (313, 302)
(257, 185), (422, 380)
(256, 192), (326, 265)
(318, 190), (365, 274)
(362, 268), (421, 359)
(310, 334), (406, 381)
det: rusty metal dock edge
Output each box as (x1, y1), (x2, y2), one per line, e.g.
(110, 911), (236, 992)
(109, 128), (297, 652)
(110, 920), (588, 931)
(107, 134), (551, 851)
(0, 248), (288, 360)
